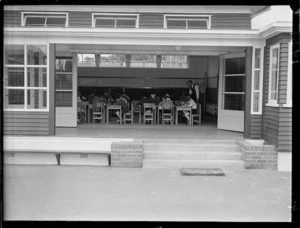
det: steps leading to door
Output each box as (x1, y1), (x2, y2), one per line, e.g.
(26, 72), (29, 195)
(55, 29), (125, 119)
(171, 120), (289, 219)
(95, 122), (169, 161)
(142, 139), (244, 171)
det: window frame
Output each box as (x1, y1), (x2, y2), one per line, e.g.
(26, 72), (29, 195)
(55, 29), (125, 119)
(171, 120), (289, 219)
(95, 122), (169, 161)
(21, 12), (69, 27)
(3, 44), (49, 112)
(251, 47), (264, 114)
(92, 13), (139, 28)
(161, 55), (189, 69)
(283, 41), (292, 107)
(163, 14), (211, 29)
(267, 43), (280, 107)
(99, 54), (127, 68)
(130, 54), (157, 68)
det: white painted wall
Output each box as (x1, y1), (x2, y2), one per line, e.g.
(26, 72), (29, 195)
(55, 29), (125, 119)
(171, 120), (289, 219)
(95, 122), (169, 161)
(251, 6), (292, 30)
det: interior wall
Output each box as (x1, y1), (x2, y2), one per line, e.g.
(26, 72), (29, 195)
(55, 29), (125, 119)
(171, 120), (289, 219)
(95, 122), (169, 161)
(206, 56), (219, 104)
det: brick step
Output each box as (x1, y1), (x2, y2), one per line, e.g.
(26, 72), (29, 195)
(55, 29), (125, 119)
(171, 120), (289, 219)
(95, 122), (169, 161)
(143, 151), (242, 160)
(143, 139), (238, 144)
(143, 143), (239, 152)
(142, 159), (245, 170)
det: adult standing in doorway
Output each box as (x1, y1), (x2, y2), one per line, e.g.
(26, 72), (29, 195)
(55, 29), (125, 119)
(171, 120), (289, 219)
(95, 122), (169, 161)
(186, 80), (200, 103)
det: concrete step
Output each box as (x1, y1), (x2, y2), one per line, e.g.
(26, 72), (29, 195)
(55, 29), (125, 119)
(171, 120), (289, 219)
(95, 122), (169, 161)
(143, 151), (242, 160)
(142, 159), (245, 170)
(143, 139), (238, 144)
(143, 143), (239, 152)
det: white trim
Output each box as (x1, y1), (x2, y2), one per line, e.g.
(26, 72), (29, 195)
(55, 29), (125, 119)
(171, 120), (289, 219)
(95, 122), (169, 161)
(219, 52), (246, 59)
(258, 21), (292, 39)
(251, 47), (264, 114)
(5, 5), (254, 14)
(21, 12), (69, 27)
(284, 41), (292, 107)
(92, 13), (139, 28)
(268, 43), (280, 106)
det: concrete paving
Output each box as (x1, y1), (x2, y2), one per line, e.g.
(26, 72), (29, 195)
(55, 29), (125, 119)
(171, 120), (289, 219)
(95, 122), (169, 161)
(3, 165), (291, 222)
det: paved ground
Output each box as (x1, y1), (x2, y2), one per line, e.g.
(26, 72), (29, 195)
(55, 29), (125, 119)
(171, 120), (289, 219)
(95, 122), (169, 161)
(3, 165), (291, 222)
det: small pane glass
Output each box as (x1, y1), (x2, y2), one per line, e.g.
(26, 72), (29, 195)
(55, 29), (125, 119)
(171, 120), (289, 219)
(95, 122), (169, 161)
(254, 70), (260, 90)
(4, 67), (24, 87)
(187, 20), (207, 29)
(55, 74), (72, 90)
(252, 92), (259, 112)
(131, 54), (156, 68)
(4, 89), (25, 108)
(27, 45), (47, 65)
(27, 89), (47, 109)
(5, 45), (24, 65)
(56, 58), (73, 72)
(272, 48), (279, 69)
(46, 17), (66, 26)
(167, 20), (186, 29)
(224, 76), (245, 92)
(255, 48), (261, 68)
(95, 18), (115, 27)
(270, 91), (277, 100)
(162, 55), (188, 68)
(25, 17), (46, 26)
(116, 19), (136, 28)
(77, 54), (95, 66)
(56, 91), (72, 107)
(27, 67), (47, 87)
(223, 94), (244, 111)
(225, 57), (245, 74)
(100, 54), (126, 67)
(271, 70), (278, 91)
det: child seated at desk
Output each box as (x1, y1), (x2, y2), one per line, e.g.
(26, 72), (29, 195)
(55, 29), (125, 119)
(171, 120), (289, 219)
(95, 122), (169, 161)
(114, 94), (129, 123)
(159, 93), (174, 111)
(180, 94), (197, 121)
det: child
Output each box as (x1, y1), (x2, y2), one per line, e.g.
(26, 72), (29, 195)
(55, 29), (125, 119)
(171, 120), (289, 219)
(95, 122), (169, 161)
(114, 94), (129, 123)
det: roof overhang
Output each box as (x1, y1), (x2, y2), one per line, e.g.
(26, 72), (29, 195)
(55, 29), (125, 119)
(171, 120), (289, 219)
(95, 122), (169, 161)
(4, 27), (265, 47)
(258, 21), (292, 39)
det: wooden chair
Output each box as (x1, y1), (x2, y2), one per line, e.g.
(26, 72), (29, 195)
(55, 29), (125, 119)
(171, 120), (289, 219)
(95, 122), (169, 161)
(92, 101), (105, 123)
(143, 103), (156, 124)
(162, 106), (174, 125)
(123, 101), (134, 124)
(78, 102), (86, 124)
(132, 100), (142, 124)
(191, 103), (201, 126)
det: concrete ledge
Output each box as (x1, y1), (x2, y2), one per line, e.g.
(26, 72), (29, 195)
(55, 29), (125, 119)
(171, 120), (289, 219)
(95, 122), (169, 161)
(60, 153), (109, 166)
(237, 139), (277, 170)
(4, 152), (57, 165)
(111, 140), (143, 168)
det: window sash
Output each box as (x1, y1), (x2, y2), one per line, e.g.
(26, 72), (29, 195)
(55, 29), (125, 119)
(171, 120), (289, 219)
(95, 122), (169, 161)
(251, 47), (263, 114)
(164, 15), (211, 29)
(284, 41), (292, 107)
(93, 14), (138, 28)
(24, 15), (67, 27)
(3, 44), (49, 111)
(268, 45), (280, 106)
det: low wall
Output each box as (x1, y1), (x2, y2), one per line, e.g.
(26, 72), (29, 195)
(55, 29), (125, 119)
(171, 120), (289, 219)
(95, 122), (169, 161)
(111, 140), (144, 168)
(237, 139), (277, 170)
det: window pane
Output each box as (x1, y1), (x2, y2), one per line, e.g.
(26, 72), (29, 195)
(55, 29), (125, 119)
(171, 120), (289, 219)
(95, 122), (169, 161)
(100, 54), (126, 67)
(5, 45), (24, 65)
(187, 20), (207, 29)
(56, 91), (72, 107)
(4, 89), (25, 108)
(167, 20), (186, 29)
(77, 54), (96, 66)
(254, 70), (260, 90)
(25, 17), (46, 26)
(95, 19), (115, 27)
(27, 45), (47, 65)
(131, 54), (156, 68)
(161, 55), (188, 68)
(56, 74), (72, 90)
(27, 68), (47, 87)
(224, 76), (245, 92)
(271, 70), (278, 91)
(252, 92), (259, 112)
(56, 58), (73, 72)
(270, 91), (277, 100)
(4, 67), (24, 87)
(116, 19), (136, 28)
(223, 94), (244, 111)
(255, 48), (261, 68)
(272, 48), (279, 69)
(46, 17), (66, 26)
(27, 89), (47, 109)
(225, 57), (245, 74)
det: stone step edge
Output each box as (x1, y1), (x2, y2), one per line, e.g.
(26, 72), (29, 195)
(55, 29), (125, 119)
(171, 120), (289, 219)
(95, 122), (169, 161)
(143, 159), (244, 163)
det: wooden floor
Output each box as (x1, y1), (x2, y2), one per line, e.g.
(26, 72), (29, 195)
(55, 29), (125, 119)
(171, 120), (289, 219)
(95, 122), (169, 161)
(56, 115), (243, 140)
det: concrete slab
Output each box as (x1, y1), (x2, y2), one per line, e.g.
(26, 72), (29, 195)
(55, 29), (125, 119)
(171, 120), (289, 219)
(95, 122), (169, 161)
(3, 165), (291, 222)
